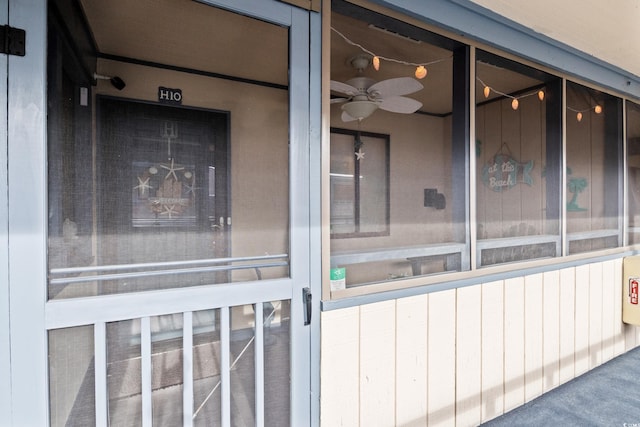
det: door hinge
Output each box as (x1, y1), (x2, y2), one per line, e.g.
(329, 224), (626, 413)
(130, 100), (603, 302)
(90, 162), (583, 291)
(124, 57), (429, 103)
(0, 25), (25, 57)
(302, 287), (312, 326)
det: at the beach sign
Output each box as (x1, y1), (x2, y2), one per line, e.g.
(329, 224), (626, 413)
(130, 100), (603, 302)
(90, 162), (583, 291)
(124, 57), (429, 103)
(482, 153), (534, 192)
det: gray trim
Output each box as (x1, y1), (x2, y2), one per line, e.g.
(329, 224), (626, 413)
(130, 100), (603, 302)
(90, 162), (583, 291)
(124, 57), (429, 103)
(288, 6), (313, 426)
(0, 0), (10, 421)
(8, 0), (49, 426)
(372, 0), (640, 100)
(308, 9), (322, 427)
(321, 250), (636, 311)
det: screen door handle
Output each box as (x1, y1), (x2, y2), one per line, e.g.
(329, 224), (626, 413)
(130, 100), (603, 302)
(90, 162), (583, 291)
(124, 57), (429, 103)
(302, 287), (312, 326)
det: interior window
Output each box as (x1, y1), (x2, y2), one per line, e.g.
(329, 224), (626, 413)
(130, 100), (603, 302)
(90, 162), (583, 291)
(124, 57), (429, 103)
(329, 1), (468, 289)
(475, 50), (562, 266)
(330, 128), (389, 237)
(566, 81), (622, 254)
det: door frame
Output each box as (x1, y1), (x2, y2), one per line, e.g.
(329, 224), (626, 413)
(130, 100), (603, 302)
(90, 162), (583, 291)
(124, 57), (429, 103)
(4, 0), (322, 426)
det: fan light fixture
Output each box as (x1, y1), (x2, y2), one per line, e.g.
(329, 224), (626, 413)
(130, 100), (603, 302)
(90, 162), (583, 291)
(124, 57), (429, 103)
(341, 100), (379, 121)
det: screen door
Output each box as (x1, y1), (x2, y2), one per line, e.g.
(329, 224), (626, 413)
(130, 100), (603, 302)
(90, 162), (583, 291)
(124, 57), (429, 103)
(45, 0), (312, 425)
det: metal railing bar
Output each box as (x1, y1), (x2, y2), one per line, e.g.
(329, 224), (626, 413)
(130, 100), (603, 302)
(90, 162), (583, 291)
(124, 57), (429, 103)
(193, 303), (279, 422)
(49, 261), (289, 285)
(221, 307), (231, 427)
(141, 317), (153, 427)
(255, 303), (265, 427)
(94, 322), (108, 427)
(183, 312), (194, 427)
(50, 254), (289, 275)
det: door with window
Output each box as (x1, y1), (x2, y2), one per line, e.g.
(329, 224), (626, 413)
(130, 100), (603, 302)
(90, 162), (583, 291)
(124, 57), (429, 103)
(43, 0), (313, 426)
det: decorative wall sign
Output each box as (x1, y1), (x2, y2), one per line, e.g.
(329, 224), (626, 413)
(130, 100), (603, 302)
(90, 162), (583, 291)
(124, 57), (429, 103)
(482, 147), (534, 192)
(566, 167), (588, 211)
(132, 159), (196, 227)
(132, 120), (197, 227)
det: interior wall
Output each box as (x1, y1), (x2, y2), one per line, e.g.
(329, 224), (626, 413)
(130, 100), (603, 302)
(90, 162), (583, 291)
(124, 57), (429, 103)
(320, 257), (639, 426)
(475, 95), (547, 239)
(329, 108), (455, 282)
(95, 58), (290, 282)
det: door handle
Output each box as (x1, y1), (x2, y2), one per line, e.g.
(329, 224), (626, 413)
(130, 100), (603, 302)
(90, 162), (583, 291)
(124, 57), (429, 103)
(302, 287), (312, 326)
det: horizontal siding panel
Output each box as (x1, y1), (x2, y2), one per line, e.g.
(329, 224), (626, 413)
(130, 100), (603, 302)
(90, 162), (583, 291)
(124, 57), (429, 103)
(589, 263), (604, 369)
(320, 307), (360, 427)
(542, 270), (560, 392)
(395, 295), (428, 427)
(456, 286), (482, 427)
(360, 301), (396, 427)
(428, 289), (456, 426)
(503, 277), (525, 412)
(481, 280), (504, 423)
(559, 267), (576, 384)
(601, 260), (615, 363)
(575, 264), (591, 376)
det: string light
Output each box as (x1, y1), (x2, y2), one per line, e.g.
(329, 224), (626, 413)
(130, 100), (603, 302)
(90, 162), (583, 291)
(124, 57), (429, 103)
(567, 104), (603, 122)
(372, 55), (380, 71)
(476, 77), (545, 111)
(331, 27), (451, 79)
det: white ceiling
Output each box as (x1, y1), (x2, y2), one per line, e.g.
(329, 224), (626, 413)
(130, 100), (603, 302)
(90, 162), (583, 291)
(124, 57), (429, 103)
(470, 0), (640, 79)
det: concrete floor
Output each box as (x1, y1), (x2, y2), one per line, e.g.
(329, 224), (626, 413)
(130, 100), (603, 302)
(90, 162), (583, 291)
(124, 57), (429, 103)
(481, 346), (640, 426)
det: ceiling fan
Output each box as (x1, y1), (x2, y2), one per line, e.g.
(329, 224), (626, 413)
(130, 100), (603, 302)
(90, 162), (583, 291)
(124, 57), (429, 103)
(331, 54), (424, 122)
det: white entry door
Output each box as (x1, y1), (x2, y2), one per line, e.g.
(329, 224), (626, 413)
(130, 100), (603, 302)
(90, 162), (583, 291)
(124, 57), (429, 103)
(6, 0), (314, 425)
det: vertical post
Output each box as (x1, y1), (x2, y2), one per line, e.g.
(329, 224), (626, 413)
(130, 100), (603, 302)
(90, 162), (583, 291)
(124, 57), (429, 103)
(183, 311), (194, 427)
(255, 303), (265, 427)
(452, 45), (471, 268)
(94, 322), (107, 427)
(141, 316), (152, 427)
(221, 306), (230, 427)
(545, 77), (563, 246)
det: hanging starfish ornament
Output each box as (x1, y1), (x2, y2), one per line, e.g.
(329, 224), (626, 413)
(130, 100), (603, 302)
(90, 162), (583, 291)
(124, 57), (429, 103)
(160, 204), (179, 218)
(133, 176), (152, 196)
(161, 158), (184, 181)
(355, 148), (365, 161)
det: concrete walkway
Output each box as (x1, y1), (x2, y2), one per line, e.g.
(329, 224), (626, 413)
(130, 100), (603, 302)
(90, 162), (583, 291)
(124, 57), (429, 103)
(482, 346), (640, 426)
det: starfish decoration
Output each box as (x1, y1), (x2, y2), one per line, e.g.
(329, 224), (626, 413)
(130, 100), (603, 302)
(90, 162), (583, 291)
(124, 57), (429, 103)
(160, 204), (179, 218)
(183, 179), (197, 196)
(133, 176), (152, 196)
(160, 159), (184, 181)
(355, 148), (365, 161)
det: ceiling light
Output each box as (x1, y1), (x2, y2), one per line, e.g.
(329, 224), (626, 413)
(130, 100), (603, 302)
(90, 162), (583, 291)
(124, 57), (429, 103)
(342, 100), (379, 121)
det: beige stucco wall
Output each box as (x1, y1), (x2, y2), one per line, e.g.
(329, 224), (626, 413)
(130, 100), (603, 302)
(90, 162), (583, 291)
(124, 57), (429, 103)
(470, 0), (640, 78)
(320, 257), (640, 426)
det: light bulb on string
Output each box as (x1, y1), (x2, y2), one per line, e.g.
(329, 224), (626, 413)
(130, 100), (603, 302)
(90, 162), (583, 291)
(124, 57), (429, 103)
(372, 56), (380, 71)
(538, 90), (545, 101)
(577, 112), (583, 122)
(511, 98), (519, 110)
(594, 105), (603, 114)
(483, 86), (491, 98)
(415, 65), (427, 79)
